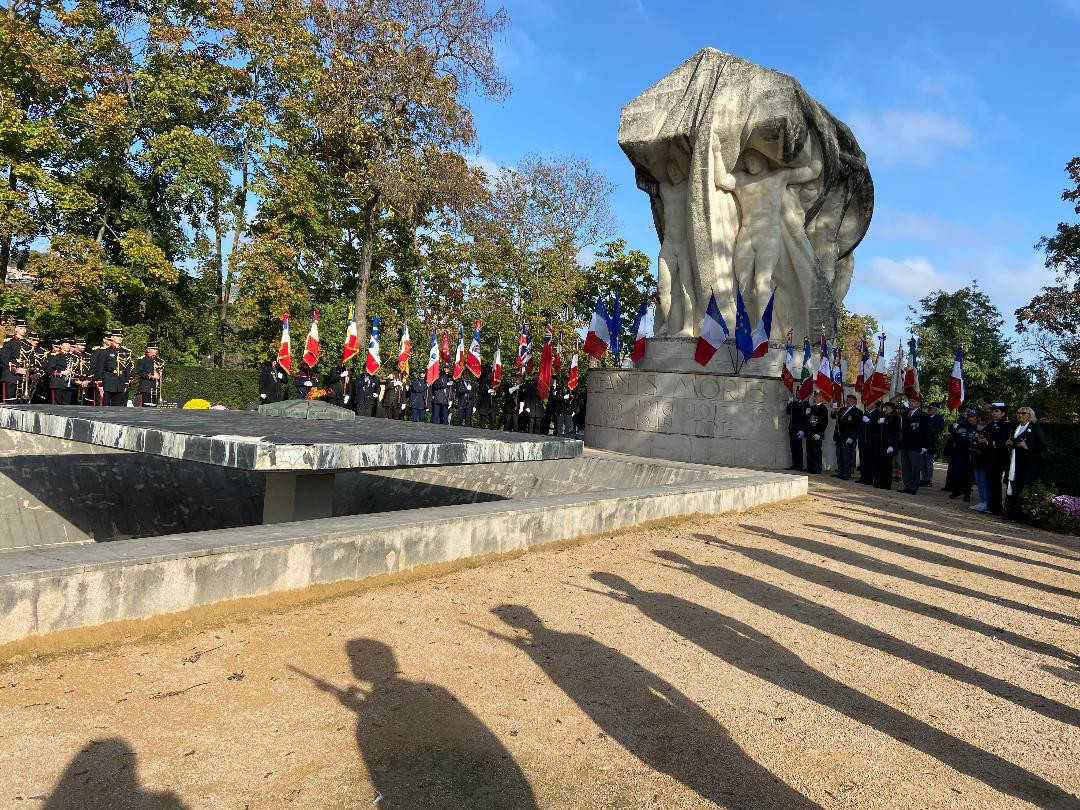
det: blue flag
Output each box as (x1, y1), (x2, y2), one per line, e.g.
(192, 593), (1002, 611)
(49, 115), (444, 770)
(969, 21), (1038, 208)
(734, 287), (754, 360)
(609, 290), (621, 362)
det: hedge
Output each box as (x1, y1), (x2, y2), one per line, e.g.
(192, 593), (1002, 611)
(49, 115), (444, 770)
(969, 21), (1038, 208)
(162, 366), (264, 410)
(1039, 422), (1080, 496)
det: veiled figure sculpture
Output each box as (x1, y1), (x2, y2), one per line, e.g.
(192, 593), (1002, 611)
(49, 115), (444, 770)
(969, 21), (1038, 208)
(619, 49), (874, 342)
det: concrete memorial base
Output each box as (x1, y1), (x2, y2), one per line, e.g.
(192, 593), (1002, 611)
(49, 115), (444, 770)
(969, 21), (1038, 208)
(585, 338), (835, 470)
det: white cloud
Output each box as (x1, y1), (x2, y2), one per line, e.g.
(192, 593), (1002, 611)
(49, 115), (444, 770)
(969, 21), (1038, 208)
(848, 108), (973, 165)
(862, 256), (954, 298)
(466, 153), (503, 180)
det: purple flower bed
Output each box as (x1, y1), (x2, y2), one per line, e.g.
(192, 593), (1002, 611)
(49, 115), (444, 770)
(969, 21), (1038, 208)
(1051, 494), (1080, 521)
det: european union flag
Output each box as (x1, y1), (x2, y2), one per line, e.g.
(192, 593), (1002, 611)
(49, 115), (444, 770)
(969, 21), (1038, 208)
(734, 288), (754, 360)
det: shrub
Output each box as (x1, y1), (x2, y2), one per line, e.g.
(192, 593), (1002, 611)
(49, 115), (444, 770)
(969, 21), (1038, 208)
(1038, 422), (1080, 495)
(162, 367), (263, 410)
(1023, 481), (1080, 535)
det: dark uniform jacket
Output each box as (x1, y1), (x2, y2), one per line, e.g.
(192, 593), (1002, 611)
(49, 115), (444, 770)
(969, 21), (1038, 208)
(93, 345), (133, 393)
(453, 377), (476, 410)
(502, 381), (521, 417)
(293, 368), (318, 399)
(409, 377), (428, 409)
(983, 418), (1012, 467)
(324, 366), (350, 407)
(476, 377), (498, 417)
(259, 362), (288, 403)
(876, 413), (901, 452)
(862, 406), (882, 448)
(900, 407), (934, 452)
(550, 384), (574, 414)
(0, 337), (29, 386)
(46, 352), (77, 390)
(1008, 423), (1044, 485)
(354, 373), (381, 409)
(381, 375), (406, 413)
(136, 355), (160, 395)
(834, 405), (864, 442)
(431, 374), (452, 407)
(786, 400), (805, 436)
(804, 404), (829, 438)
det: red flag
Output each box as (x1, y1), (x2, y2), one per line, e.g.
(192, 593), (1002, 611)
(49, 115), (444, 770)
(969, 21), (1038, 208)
(397, 321), (411, 375)
(567, 353), (579, 391)
(492, 342), (503, 386)
(466, 321), (482, 377)
(425, 330), (440, 385)
(863, 335), (892, 408)
(276, 313), (292, 373)
(947, 346), (965, 410)
(440, 329), (451, 364)
(537, 323), (554, 400)
(303, 308), (320, 368)
(814, 333), (833, 403)
(365, 314), (382, 374)
(780, 330), (795, 395)
(903, 337), (922, 403)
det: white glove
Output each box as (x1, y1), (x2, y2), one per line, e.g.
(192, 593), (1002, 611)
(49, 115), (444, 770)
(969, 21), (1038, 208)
(797, 431), (805, 439)
(340, 370), (348, 379)
(886, 446), (894, 454)
(877, 417), (885, 424)
(260, 393), (266, 399)
(276, 373), (284, 380)
(813, 434), (820, 441)
(400, 403), (406, 411)
(787, 396), (794, 403)
(518, 403), (525, 414)
(509, 384), (520, 393)
(488, 388), (495, 394)
(862, 415), (870, 423)
(804, 407), (811, 415)
(304, 381), (313, 387)
(846, 438), (854, 445)
(344, 395), (350, 404)
(921, 447), (928, 454)
(564, 394), (570, 400)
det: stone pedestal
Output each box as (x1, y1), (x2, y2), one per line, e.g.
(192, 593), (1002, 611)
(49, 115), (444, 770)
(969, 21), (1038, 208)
(585, 339), (834, 471)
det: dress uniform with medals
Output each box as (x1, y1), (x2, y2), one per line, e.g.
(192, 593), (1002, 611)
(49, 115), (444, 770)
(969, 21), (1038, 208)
(46, 338), (77, 405)
(453, 375), (476, 427)
(136, 343), (164, 406)
(92, 331), (133, 406)
(380, 370), (406, 419)
(803, 392), (830, 474)
(0, 321), (30, 403)
(475, 372), (498, 429)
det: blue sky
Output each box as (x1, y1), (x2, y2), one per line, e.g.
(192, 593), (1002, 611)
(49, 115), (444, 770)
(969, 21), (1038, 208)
(468, 0), (1080, 356)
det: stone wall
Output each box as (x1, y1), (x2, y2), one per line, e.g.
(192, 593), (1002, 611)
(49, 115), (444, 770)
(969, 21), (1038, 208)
(585, 367), (835, 470)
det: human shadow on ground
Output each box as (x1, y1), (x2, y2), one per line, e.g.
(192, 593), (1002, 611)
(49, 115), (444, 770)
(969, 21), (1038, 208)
(487, 604), (822, 809)
(587, 572), (1079, 810)
(825, 501), (1080, 562)
(818, 509), (1080, 578)
(653, 549), (1080, 728)
(824, 490), (1080, 557)
(290, 638), (537, 809)
(801, 522), (1080, 602)
(730, 527), (1080, 664)
(43, 737), (188, 809)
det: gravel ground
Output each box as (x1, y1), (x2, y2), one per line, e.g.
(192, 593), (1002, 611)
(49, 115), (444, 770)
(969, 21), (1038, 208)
(1, 475), (1078, 810)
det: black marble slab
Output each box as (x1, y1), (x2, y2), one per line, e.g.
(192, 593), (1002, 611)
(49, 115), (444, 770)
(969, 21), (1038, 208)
(0, 406), (583, 471)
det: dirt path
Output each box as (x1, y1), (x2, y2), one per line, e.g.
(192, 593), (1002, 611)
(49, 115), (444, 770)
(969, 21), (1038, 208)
(1, 477), (1078, 809)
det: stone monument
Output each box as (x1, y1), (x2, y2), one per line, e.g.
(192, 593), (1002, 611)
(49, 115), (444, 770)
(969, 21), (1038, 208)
(585, 49), (873, 469)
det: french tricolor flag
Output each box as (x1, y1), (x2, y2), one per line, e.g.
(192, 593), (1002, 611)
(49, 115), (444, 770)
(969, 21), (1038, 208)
(425, 329), (440, 385)
(750, 291), (774, 358)
(584, 296), (613, 359)
(466, 321), (482, 377)
(365, 314), (381, 374)
(780, 330), (795, 394)
(303, 308), (320, 368)
(277, 313), (292, 373)
(947, 346), (965, 410)
(452, 323), (465, 380)
(630, 297), (648, 363)
(694, 292), (729, 366)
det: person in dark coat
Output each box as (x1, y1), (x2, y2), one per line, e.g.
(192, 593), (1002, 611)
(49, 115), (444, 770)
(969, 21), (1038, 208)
(803, 392), (829, 474)
(91, 330), (133, 406)
(0, 320), (29, 404)
(324, 364), (351, 409)
(293, 362), (319, 399)
(858, 401), (881, 484)
(873, 401), (901, 490)
(978, 403), (1011, 515)
(353, 370), (380, 416)
(259, 359), (289, 404)
(134, 343), (163, 406)
(785, 398), (805, 471)
(832, 394), (863, 480)
(923, 403), (946, 486)
(475, 371), (498, 429)
(431, 368), (452, 424)
(551, 379), (575, 437)
(520, 376), (544, 434)
(947, 408), (980, 502)
(899, 402), (934, 494)
(408, 375), (429, 422)
(454, 374), (477, 427)
(46, 338), (77, 405)
(502, 375), (522, 431)
(1005, 406), (1044, 521)
(380, 368), (406, 419)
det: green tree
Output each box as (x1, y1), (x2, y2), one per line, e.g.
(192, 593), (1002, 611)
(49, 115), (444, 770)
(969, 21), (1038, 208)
(577, 239), (653, 366)
(910, 282), (1033, 408)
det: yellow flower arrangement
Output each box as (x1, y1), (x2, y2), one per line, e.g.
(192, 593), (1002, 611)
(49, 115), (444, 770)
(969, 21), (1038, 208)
(182, 398), (211, 410)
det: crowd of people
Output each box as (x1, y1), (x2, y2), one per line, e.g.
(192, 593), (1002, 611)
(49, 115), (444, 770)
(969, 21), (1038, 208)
(259, 358), (586, 436)
(0, 322), (163, 407)
(787, 394), (1045, 521)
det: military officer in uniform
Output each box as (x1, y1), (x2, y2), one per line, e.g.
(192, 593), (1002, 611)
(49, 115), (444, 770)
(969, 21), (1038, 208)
(857, 400), (881, 484)
(978, 403), (1011, 515)
(25, 332), (48, 402)
(292, 362), (319, 399)
(92, 330), (133, 406)
(259, 358), (289, 404)
(353, 370), (381, 417)
(325, 363), (350, 409)
(380, 368), (406, 418)
(88, 332), (111, 405)
(501, 374), (522, 431)
(873, 401), (902, 489)
(408, 374), (428, 422)
(551, 378), (575, 437)
(899, 401), (933, 494)
(475, 370), (498, 429)
(0, 321), (30, 403)
(72, 338), (93, 404)
(803, 392), (830, 474)
(521, 375), (544, 434)
(832, 394), (863, 480)
(430, 367), (452, 424)
(46, 337), (77, 405)
(136, 343), (164, 406)
(785, 398), (805, 471)
(453, 373), (476, 427)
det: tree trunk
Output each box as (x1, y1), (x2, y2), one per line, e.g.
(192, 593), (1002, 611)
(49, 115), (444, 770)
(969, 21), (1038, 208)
(353, 192), (380, 348)
(0, 167), (12, 285)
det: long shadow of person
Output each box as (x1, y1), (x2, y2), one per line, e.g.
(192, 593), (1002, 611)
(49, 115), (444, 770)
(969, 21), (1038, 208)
(720, 528), (1080, 665)
(43, 737), (188, 809)
(653, 549), (1080, 728)
(291, 638), (537, 809)
(588, 572), (1079, 810)
(488, 604), (823, 810)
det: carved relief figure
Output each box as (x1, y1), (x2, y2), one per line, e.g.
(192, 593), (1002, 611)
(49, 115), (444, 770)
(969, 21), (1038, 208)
(657, 159), (695, 336)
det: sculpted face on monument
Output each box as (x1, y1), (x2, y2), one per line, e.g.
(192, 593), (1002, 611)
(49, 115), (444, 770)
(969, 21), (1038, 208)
(619, 48), (874, 342)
